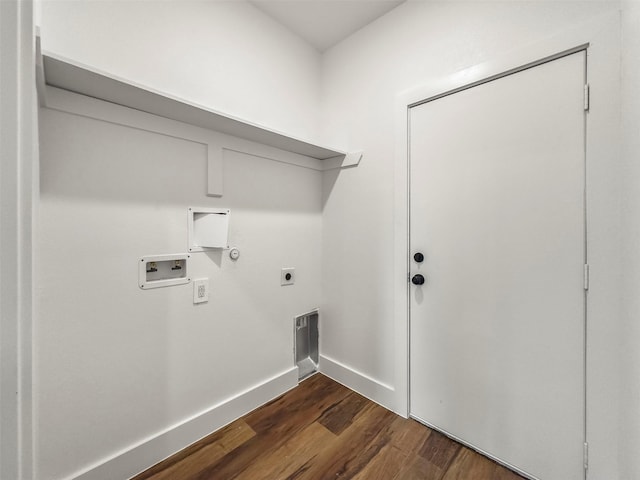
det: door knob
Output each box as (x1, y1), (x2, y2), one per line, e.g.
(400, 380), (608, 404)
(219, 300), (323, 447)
(411, 274), (425, 285)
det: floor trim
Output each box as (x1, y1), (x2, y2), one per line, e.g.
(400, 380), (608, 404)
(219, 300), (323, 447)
(319, 354), (396, 412)
(71, 367), (298, 480)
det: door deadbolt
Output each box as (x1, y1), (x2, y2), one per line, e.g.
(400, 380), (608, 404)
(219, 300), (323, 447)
(414, 252), (424, 263)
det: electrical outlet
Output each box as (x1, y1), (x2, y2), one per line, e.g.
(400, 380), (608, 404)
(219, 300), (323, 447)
(281, 267), (295, 286)
(193, 278), (209, 303)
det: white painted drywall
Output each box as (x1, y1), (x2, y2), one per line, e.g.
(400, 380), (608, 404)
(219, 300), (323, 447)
(35, 4), (326, 477)
(35, 105), (322, 479)
(319, 1), (627, 478)
(39, 0), (321, 143)
(620, 1), (640, 478)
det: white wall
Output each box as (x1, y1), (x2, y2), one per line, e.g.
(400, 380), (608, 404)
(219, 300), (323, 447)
(36, 100), (323, 479)
(35, 3), (327, 478)
(319, 1), (627, 478)
(39, 0), (322, 143)
(620, 1), (640, 478)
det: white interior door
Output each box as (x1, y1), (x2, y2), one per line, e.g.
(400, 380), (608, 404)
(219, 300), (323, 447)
(409, 51), (586, 480)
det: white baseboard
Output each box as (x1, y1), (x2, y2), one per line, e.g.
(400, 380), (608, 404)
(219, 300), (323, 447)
(71, 367), (298, 480)
(319, 355), (396, 412)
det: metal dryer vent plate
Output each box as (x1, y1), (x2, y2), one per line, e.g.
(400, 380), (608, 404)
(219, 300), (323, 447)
(295, 310), (318, 380)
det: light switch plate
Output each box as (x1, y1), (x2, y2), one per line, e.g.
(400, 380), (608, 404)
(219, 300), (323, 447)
(193, 278), (209, 303)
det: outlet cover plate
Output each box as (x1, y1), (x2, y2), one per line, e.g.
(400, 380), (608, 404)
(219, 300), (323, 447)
(281, 267), (295, 286)
(193, 278), (209, 303)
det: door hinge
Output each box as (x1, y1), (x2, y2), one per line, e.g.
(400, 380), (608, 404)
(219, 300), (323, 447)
(584, 84), (590, 111)
(584, 442), (589, 470)
(584, 264), (590, 291)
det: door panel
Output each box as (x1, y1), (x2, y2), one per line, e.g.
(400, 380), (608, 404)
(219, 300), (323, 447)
(409, 52), (586, 480)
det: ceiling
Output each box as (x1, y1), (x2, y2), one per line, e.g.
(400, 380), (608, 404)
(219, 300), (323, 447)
(249, 0), (406, 52)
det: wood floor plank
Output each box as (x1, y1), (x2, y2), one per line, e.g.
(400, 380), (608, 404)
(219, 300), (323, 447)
(348, 417), (434, 480)
(317, 390), (370, 435)
(133, 420), (254, 480)
(350, 444), (409, 480)
(394, 454), (448, 480)
(142, 443), (226, 480)
(387, 417), (432, 456)
(132, 375), (527, 480)
(216, 421), (256, 453)
(442, 447), (524, 480)
(189, 376), (353, 480)
(189, 431), (267, 479)
(232, 421), (335, 480)
(285, 402), (397, 480)
(417, 429), (462, 470)
(244, 373), (349, 435)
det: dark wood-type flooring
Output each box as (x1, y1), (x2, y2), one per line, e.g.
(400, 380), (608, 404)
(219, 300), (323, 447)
(133, 374), (525, 480)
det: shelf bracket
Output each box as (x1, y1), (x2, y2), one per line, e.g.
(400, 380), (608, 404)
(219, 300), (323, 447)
(207, 147), (223, 197)
(342, 151), (363, 168)
(321, 151), (364, 171)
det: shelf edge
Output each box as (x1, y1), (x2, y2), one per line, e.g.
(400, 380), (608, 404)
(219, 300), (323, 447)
(39, 47), (349, 161)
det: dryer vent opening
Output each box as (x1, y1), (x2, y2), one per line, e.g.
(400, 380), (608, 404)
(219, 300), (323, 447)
(295, 311), (318, 380)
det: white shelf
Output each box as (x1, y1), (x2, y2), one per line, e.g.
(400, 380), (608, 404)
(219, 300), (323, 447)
(39, 50), (348, 161)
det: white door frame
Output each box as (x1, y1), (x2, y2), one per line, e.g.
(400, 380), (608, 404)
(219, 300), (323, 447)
(0, 1), (36, 478)
(392, 12), (621, 478)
